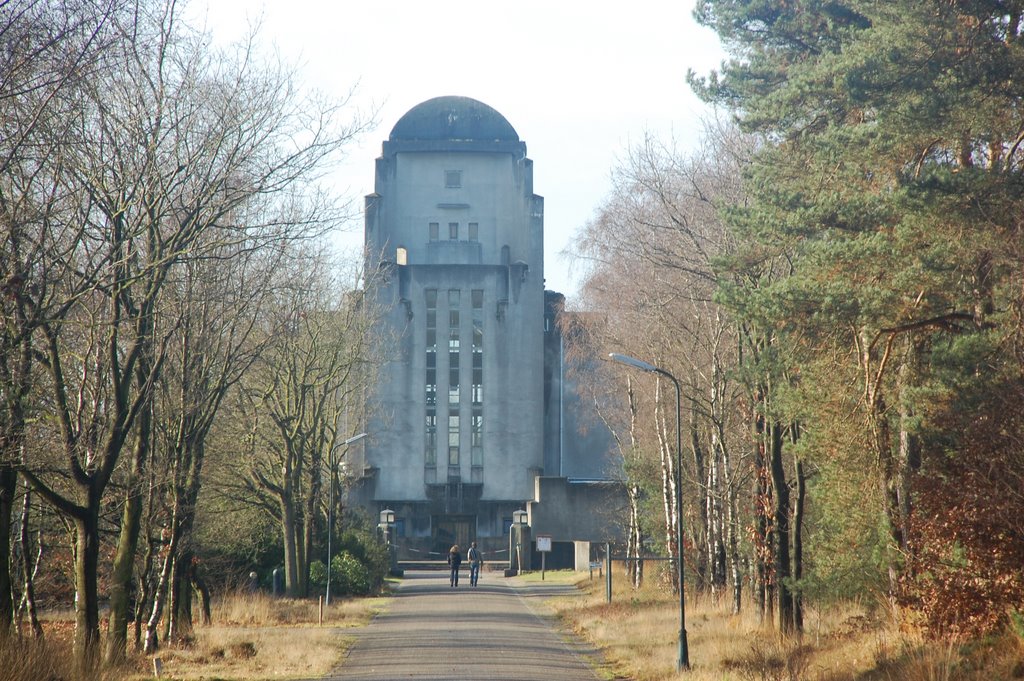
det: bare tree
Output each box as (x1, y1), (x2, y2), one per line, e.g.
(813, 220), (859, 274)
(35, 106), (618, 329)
(0, 0), (123, 643)
(10, 1), (369, 668)
(569, 119), (761, 613)
(140, 241), (284, 652)
(236, 251), (379, 598)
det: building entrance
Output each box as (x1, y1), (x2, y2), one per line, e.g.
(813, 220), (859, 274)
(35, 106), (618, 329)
(433, 516), (474, 556)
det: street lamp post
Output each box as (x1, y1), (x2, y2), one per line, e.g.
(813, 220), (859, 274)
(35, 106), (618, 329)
(326, 432), (367, 606)
(609, 353), (690, 671)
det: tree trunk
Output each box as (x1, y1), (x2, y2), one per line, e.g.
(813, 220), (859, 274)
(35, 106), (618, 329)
(168, 554), (191, 642)
(769, 421), (794, 633)
(169, 508), (198, 642)
(0, 467), (16, 641)
(708, 442), (727, 595)
(145, 497), (182, 654)
(144, 543), (172, 653)
(18, 485), (44, 639)
(626, 379), (644, 588)
(134, 470), (158, 650)
(656, 380), (680, 593)
(727, 483), (742, 615)
(299, 481), (317, 598)
(107, 391), (154, 662)
(792, 456), (806, 631)
(870, 389), (904, 592)
(192, 565), (212, 625)
(752, 394), (772, 621)
(896, 344), (922, 564)
(281, 494), (300, 596)
(627, 482), (644, 588)
(107, 492), (143, 661)
(73, 497), (102, 673)
(690, 409), (709, 592)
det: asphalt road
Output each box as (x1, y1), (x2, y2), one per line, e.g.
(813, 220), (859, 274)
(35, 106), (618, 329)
(320, 569), (607, 680)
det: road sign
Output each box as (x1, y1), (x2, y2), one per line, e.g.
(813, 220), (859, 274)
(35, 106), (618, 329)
(535, 535), (553, 580)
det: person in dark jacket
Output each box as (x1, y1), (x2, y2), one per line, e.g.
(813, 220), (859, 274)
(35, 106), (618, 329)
(447, 544), (462, 587)
(467, 542), (482, 587)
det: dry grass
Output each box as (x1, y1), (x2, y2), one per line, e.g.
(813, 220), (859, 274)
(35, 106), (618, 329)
(150, 624), (350, 680)
(0, 635), (79, 681)
(544, 565), (1024, 681)
(1, 590), (389, 681)
(145, 590), (389, 680)
(211, 589), (388, 627)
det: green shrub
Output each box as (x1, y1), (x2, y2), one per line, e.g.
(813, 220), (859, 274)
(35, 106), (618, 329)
(338, 529), (390, 593)
(333, 551), (372, 595)
(310, 529), (389, 596)
(309, 559), (328, 589)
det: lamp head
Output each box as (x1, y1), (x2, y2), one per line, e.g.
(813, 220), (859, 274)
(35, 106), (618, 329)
(609, 352), (659, 373)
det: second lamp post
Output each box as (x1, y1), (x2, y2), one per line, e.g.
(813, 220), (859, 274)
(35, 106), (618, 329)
(609, 352), (690, 671)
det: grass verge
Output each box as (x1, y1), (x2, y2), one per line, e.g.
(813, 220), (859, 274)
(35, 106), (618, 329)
(543, 566), (1024, 681)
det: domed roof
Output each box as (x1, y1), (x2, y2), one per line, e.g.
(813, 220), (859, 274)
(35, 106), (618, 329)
(389, 96), (519, 142)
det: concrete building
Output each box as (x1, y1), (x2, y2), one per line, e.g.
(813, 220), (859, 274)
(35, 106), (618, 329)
(352, 96), (622, 562)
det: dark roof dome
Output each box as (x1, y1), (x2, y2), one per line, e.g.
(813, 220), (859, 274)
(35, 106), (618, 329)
(389, 96), (519, 143)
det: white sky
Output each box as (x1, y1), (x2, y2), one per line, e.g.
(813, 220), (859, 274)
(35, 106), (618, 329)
(189, 0), (725, 300)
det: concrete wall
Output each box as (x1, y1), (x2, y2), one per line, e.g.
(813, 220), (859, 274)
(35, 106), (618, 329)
(360, 104), (545, 549)
(526, 477), (627, 543)
(542, 295), (620, 481)
(368, 151), (538, 271)
(365, 263), (544, 502)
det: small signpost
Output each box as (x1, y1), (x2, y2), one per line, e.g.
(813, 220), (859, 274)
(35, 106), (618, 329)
(536, 534), (552, 580)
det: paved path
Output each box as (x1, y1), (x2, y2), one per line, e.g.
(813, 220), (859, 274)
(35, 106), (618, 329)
(321, 569), (605, 680)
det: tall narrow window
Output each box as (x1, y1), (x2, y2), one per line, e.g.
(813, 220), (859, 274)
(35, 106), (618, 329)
(426, 352), (437, 405)
(429, 222), (439, 241)
(448, 415), (460, 465)
(449, 222), (458, 240)
(471, 409), (483, 466)
(425, 413), (436, 466)
(468, 222), (478, 241)
(448, 290), (460, 348)
(471, 289), (483, 406)
(425, 289), (438, 465)
(396, 247), (407, 265)
(471, 289), (483, 466)
(448, 289), (460, 405)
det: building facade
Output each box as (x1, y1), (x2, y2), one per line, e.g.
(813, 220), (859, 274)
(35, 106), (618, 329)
(352, 96), (617, 559)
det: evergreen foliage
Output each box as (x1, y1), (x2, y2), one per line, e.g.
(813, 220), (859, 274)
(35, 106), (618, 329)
(686, 0), (1024, 634)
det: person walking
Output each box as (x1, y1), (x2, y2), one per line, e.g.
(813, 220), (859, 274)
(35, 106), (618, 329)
(467, 541), (482, 587)
(447, 544), (463, 587)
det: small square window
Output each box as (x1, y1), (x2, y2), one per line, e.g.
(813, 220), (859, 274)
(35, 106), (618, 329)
(468, 222), (478, 241)
(445, 170), (462, 188)
(449, 222), (458, 240)
(429, 222), (439, 241)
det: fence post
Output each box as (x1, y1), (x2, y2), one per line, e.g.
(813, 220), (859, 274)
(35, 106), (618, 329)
(605, 542), (612, 603)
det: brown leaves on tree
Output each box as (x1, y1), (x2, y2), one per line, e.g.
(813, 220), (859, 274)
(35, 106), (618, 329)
(899, 380), (1024, 637)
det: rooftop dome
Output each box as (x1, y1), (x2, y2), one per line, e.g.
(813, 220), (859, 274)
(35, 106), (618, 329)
(389, 96), (519, 142)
